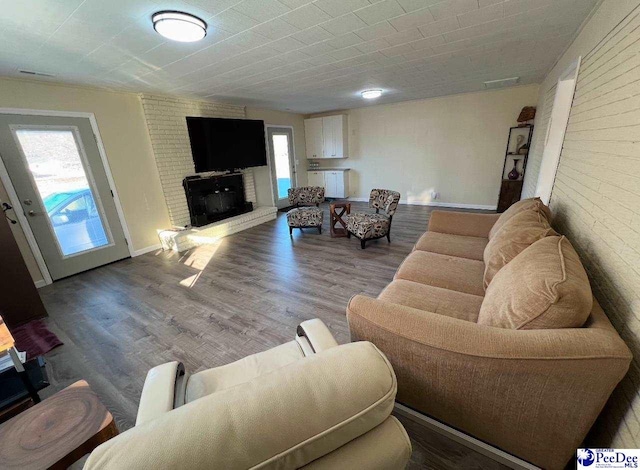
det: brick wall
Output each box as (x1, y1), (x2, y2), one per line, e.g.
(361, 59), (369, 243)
(526, 2), (640, 447)
(139, 94), (256, 227)
(554, 6), (640, 447)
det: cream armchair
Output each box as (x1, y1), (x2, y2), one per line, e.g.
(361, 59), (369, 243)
(84, 319), (411, 470)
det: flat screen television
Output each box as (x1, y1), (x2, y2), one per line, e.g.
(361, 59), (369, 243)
(186, 117), (267, 172)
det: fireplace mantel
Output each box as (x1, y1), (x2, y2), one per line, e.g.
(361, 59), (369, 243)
(158, 207), (277, 252)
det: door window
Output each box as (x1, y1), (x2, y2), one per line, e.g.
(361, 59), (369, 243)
(14, 128), (110, 256)
(273, 134), (292, 199)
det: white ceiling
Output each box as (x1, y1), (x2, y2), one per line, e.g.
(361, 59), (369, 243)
(0, 0), (598, 113)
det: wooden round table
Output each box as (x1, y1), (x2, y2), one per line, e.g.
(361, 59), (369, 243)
(330, 202), (351, 237)
(0, 380), (118, 469)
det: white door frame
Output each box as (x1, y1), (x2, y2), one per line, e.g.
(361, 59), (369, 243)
(0, 108), (135, 286)
(265, 124), (298, 206)
(535, 57), (581, 205)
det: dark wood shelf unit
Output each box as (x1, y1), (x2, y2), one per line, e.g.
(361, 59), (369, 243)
(497, 125), (534, 213)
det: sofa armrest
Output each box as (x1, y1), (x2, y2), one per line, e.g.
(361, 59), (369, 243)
(347, 295), (631, 469)
(136, 361), (186, 426)
(427, 210), (499, 238)
(86, 342), (398, 470)
(296, 318), (339, 355)
(347, 295), (630, 359)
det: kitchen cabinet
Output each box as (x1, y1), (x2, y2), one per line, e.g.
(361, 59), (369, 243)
(304, 118), (324, 160)
(306, 169), (350, 198)
(307, 171), (325, 188)
(304, 115), (348, 159)
(325, 171), (338, 198)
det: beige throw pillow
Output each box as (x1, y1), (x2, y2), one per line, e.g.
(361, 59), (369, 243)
(489, 198), (552, 239)
(483, 208), (557, 288)
(478, 236), (593, 330)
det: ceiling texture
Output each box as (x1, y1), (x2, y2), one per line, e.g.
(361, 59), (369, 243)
(0, 0), (598, 113)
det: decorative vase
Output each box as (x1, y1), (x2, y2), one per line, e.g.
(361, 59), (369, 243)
(508, 159), (521, 180)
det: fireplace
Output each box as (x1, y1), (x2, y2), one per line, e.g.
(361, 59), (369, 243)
(183, 173), (253, 227)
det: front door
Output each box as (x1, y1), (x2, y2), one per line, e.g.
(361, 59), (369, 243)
(266, 127), (296, 209)
(0, 114), (130, 280)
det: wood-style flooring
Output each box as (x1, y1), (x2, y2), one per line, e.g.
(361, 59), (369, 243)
(37, 202), (506, 470)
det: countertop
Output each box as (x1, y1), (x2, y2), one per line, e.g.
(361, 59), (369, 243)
(307, 168), (351, 171)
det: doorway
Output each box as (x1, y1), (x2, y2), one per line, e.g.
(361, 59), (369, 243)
(266, 126), (296, 209)
(535, 58), (581, 205)
(0, 113), (130, 281)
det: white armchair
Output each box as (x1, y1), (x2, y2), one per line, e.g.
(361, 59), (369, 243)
(84, 319), (411, 469)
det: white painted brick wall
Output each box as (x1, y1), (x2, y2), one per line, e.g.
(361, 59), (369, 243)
(139, 93), (256, 227)
(527, 4), (640, 448)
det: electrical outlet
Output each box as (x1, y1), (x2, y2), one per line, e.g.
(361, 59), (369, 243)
(430, 190), (439, 200)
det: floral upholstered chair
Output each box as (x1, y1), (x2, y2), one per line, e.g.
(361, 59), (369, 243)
(347, 189), (401, 249)
(286, 187), (325, 235)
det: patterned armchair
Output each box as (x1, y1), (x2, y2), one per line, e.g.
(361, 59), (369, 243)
(286, 187), (325, 235)
(347, 189), (401, 249)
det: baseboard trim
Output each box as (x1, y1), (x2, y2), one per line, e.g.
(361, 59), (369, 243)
(393, 403), (539, 470)
(347, 198), (496, 211)
(34, 279), (48, 289)
(132, 244), (163, 257)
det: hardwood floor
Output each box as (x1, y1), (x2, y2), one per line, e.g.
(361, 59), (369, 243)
(37, 202), (505, 469)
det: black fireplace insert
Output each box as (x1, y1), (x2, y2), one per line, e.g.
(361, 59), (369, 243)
(183, 173), (253, 227)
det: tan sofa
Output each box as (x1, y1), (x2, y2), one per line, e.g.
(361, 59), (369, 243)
(347, 199), (632, 470)
(84, 319), (411, 470)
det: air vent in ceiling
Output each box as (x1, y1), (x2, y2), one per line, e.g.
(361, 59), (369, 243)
(18, 69), (55, 77)
(483, 77), (520, 89)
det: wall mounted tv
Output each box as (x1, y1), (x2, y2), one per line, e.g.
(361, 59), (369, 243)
(186, 117), (267, 172)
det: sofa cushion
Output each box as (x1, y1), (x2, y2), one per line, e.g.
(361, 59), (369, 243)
(186, 341), (304, 402)
(347, 213), (390, 239)
(287, 206), (323, 228)
(394, 251), (485, 296)
(478, 236), (593, 329)
(414, 231), (487, 261)
(379, 280), (482, 322)
(489, 197), (551, 239)
(483, 209), (557, 288)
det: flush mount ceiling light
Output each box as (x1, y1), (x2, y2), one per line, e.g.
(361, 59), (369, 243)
(361, 89), (383, 99)
(152, 11), (207, 42)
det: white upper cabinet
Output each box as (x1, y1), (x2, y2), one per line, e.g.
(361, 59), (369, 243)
(304, 117), (324, 159)
(305, 114), (348, 159)
(322, 116), (336, 158)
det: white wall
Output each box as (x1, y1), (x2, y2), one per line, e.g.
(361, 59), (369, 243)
(310, 85), (539, 208)
(246, 107), (307, 207)
(0, 77), (171, 283)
